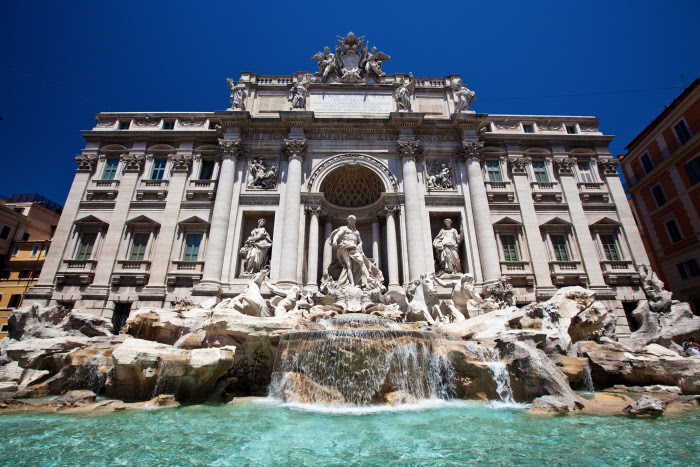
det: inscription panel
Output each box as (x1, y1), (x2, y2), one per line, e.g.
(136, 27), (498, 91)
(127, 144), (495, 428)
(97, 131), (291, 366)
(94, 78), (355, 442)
(310, 92), (393, 114)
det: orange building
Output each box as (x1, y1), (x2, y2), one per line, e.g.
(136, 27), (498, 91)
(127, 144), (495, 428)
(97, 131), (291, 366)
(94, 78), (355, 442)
(620, 78), (700, 311)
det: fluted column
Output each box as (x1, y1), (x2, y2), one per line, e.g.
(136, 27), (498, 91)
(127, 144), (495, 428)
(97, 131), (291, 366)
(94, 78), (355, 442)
(305, 206), (320, 287)
(384, 206), (400, 288)
(398, 140), (427, 281)
(371, 217), (381, 269)
(199, 139), (241, 288)
(278, 139), (307, 284)
(460, 141), (501, 283)
(322, 219), (333, 273)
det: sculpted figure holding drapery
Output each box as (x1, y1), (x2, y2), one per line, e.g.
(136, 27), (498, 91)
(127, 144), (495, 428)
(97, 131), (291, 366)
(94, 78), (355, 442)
(433, 218), (463, 275)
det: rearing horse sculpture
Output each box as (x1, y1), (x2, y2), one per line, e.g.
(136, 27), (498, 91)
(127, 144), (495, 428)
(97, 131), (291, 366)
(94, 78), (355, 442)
(404, 274), (443, 324)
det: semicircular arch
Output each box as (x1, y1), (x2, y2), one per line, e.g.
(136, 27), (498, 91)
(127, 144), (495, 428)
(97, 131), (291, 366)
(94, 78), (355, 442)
(307, 153), (398, 193)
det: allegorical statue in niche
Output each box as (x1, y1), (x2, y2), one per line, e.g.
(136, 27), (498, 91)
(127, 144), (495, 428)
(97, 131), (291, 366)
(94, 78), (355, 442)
(452, 78), (475, 113)
(311, 46), (338, 82)
(288, 74), (310, 110)
(247, 158), (277, 189)
(226, 78), (247, 111)
(239, 218), (272, 274)
(394, 73), (414, 111)
(328, 215), (384, 289)
(433, 218), (464, 275)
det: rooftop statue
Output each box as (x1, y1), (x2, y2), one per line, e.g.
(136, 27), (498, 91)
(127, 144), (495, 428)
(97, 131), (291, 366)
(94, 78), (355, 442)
(288, 74), (311, 110)
(226, 78), (247, 111)
(452, 78), (475, 113)
(311, 32), (390, 83)
(394, 73), (414, 111)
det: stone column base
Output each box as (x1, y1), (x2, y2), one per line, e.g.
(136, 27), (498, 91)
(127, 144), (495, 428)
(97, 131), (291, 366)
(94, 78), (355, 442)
(192, 281), (222, 296)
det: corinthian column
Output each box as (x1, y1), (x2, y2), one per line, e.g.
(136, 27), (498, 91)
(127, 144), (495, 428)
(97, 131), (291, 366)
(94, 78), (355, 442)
(371, 217), (381, 270)
(322, 218), (333, 273)
(198, 139), (241, 290)
(398, 140), (427, 281)
(278, 139), (307, 285)
(305, 205), (320, 287)
(384, 206), (400, 289)
(460, 141), (501, 283)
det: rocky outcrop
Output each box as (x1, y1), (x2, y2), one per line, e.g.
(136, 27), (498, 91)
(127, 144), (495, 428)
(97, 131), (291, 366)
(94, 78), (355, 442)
(105, 338), (235, 403)
(568, 302), (616, 343)
(627, 301), (700, 349)
(8, 304), (112, 340)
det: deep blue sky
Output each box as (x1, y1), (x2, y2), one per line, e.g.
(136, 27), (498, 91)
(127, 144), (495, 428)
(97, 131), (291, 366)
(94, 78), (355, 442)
(1, 1), (699, 205)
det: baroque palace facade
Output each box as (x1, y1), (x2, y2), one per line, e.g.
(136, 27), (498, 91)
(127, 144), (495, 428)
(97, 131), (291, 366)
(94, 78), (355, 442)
(28, 34), (650, 335)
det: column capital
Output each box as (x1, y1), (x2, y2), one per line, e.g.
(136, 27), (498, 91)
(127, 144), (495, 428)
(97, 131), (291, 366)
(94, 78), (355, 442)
(75, 154), (97, 172)
(218, 138), (243, 159)
(383, 205), (400, 216)
(168, 153), (194, 172)
(304, 205), (321, 216)
(507, 156), (532, 174)
(120, 153), (145, 172)
(553, 157), (577, 175)
(597, 158), (620, 176)
(284, 138), (307, 161)
(455, 140), (484, 163)
(397, 140), (422, 161)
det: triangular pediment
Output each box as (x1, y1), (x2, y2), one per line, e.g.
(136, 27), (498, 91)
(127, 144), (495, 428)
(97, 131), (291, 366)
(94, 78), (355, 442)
(178, 216), (209, 226)
(74, 215), (109, 226)
(493, 216), (522, 226)
(541, 217), (573, 227)
(590, 217), (622, 227)
(126, 215), (160, 227)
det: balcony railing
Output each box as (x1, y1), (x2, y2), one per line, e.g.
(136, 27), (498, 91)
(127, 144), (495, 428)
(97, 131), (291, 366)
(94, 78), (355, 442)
(485, 181), (515, 202)
(186, 179), (216, 200)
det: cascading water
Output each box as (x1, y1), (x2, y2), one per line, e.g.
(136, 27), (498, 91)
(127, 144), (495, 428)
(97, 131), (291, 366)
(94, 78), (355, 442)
(581, 364), (595, 394)
(269, 314), (456, 405)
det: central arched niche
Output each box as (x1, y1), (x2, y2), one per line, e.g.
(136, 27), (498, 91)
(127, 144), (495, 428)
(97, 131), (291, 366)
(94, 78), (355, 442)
(320, 165), (384, 208)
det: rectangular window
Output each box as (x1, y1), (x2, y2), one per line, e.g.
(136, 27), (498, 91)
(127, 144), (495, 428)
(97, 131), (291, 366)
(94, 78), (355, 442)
(665, 219), (683, 243)
(151, 158), (167, 180)
(532, 161), (549, 182)
(119, 121), (130, 130)
(485, 161), (503, 182)
(685, 157), (700, 185)
(523, 123), (535, 133)
(75, 232), (97, 260)
(32, 268), (41, 278)
(0, 270), (10, 279)
(566, 124), (578, 134)
(103, 158), (119, 180)
(163, 121), (175, 130)
(18, 269), (31, 279)
(677, 259), (700, 279)
(651, 184), (667, 207)
(0, 324), (8, 333)
(0, 225), (11, 240)
(674, 120), (692, 145)
(199, 160), (215, 180)
(500, 235), (519, 262)
(8, 293), (23, 308)
(129, 233), (150, 261)
(30, 245), (40, 257)
(551, 235), (571, 261)
(183, 234), (202, 261)
(600, 234), (621, 261)
(43, 245), (50, 256)
(577, 162), (594, 183)
(11, 247), (19, 257)
(640, 152), (654, 174)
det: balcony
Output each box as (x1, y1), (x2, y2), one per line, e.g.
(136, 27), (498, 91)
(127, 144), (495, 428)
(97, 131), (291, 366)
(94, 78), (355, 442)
(500, 261), (534, 286)
(531, 181), (563, 202)
(186, 179), (216, 200)
(167, 261), (204, 285)
(55, 259), (97, 284)
(600, 260), (639, 285)
(578, 182), (610, 203)
(135, 179), (168, 200)
(549, 261), (587, 286)
(112, 260), (151, 285)
(86, 180), (119, 200)
(485, 181), (515, 203)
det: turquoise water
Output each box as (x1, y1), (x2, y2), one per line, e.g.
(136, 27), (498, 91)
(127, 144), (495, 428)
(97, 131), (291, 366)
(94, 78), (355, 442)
(1, 399), (698, 466)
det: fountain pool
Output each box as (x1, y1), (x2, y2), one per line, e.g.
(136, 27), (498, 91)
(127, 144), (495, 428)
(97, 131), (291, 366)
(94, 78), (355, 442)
(1, 399), (698, 465)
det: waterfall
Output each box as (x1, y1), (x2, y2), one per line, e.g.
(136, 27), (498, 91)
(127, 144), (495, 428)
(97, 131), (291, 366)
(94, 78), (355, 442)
(581, 364), (594, 394)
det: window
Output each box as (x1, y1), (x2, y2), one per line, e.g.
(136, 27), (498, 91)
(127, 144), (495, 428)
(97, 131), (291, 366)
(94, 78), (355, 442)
(523, 123), (535, 133)
(485, 161), (503, 182)
(183, 234), (202, 261)
(199, 160), (215, 180)
(43, 245), (49, 256)
(208, 121), (218, 130)
(18, 269), (31, 279)
(119, 121), (131, 130)
(163, 121), (175, 130)
(151, 158), (167, 180)
(32, 268), (41, 278)
(651, 184), (667, 207)
(599, 234), (621, 261)
(0, 225), (11, 240)
(665, 219), (683, 243)
(30, 245), (40, 257)
(8, 293), (23, 308)
(685, 156), (700, 185)
(129, 233), (150, 261)
(677, 259), (700, 279)
(532, 161), (549, 182)
(500, 234), (519, 261)
(22, 233), (29, 241)
(566, 124), (578, 134)
(674, 120), (692, 145)
(11, 247), (19, 257)
(0, 270), (10, 279)
(103, 158), (120, 180)
(640, 152), (654, 174)
(75, 232), (97, 260)
(577, 162), (594, 183)
(0, 324), (8, 333)
(551, 235), (571, 261)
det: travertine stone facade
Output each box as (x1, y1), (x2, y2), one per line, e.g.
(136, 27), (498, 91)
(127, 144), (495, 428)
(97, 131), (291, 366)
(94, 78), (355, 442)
(27, 35), (650, 335)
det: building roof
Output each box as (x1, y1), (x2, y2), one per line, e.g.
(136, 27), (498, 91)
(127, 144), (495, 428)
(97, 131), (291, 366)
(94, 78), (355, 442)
(625, 77), (700, 151)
